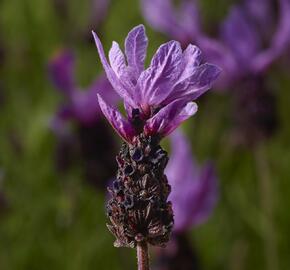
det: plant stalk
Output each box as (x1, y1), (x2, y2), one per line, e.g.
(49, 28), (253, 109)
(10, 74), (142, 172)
(137, 242), (150, 270)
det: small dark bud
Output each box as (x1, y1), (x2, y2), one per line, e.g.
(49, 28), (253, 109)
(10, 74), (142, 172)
(130, 147), (144, 162)
(124, 164), (134, 176)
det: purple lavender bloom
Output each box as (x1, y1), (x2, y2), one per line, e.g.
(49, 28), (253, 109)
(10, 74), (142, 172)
(48, 49), (118, 129)
(141, 0), (290, 87)
(92, 25), (220, 143)
(166, 130), (218, 233)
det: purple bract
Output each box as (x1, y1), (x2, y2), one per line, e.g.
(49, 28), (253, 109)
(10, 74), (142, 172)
(92, 25), (221, 143)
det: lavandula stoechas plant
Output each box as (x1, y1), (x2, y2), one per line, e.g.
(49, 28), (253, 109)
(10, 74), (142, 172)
(49, 50), (119, 188)
(142, 0), (290, 145)
(153, 130), (218, 270)
(92, 25), (220, 269)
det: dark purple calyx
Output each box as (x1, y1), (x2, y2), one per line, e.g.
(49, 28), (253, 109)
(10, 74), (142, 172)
(107, 134), (173, 248)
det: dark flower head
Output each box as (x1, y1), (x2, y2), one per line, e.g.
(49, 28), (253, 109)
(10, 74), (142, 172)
(48, 49), (119, 130)
(142, 0), (290, 88)
(92, 25), (221, 143)
(166, 130), (218, 233)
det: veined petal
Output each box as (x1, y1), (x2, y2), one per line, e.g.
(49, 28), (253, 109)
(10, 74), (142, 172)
(48, 50), (75, 94)
(109, 41), (127, 77)
(178, 44), (202, 81)
(163, 102), (198, 136)
(144, 99), (197, 137)
(92, 31), (136, 107)
(97, 94), (136, 143)
(166, 63), (221, 104)
(125, 24), (148, 78)
(136, 40), (182, 106)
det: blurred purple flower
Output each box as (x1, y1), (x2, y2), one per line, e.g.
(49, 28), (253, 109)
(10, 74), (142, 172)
(48, 49), (119, 187)
(92, 25), (220, 143)
(166, 130), (218, 233)
(48, 49), (118, 130)
(141, 0), (290, 87)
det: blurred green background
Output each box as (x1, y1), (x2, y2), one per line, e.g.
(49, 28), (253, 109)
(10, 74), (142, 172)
(1, 0), (290, 269)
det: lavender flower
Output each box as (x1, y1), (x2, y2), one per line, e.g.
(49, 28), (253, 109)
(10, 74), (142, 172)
(142, 0), (290, 145)
(93, 25), (220, 143)
(92, 24), (220, 267)
(49, 50), (118, 128)
(142, 0), (290, 86)
(48, 50), (119, 187)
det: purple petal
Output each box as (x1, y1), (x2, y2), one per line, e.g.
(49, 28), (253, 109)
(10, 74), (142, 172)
(252, 0), (290, 72)
(48, 50), (75, 94)
(178, 44), (202, 81)
(221, 6), (261, 66)
(144, 99), (197, 137)
(179, 0), (202, 40)
(97, 94), (136, 143)
(92, 31), (136, 107)
(198, 36), (238, 87)
(244, 0), (274, 30)
(166, 63), (221, 104)
(109, 41), (127, 77)
(125, 24), (148, 78)
(136, 40), (182, 107)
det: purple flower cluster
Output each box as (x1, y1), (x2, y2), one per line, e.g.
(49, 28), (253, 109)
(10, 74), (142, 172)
(142, 0), (290, 88)
(93, 25), (221, 143)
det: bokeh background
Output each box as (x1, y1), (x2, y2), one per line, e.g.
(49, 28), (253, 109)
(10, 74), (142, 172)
(0, 0), (290, 269)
